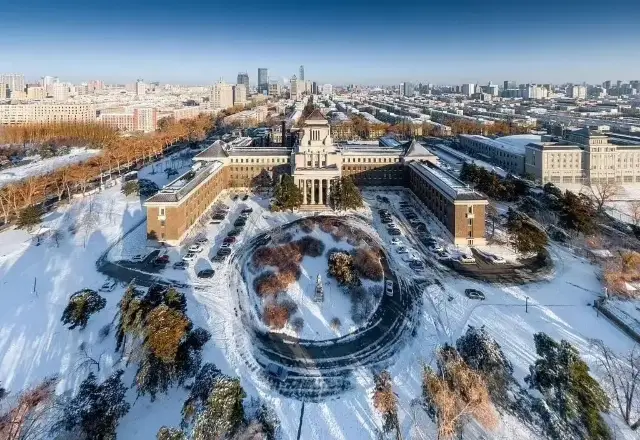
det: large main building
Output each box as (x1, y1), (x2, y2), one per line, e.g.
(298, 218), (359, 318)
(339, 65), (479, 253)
(145, 110), (488, 246)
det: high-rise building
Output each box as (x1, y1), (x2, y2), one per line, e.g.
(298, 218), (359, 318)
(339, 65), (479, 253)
(290, 75), (302, 100)
(568, 85), (587, 100)
(504, 80), (516, 90)
(26, 85), (45, 100)
(133, 108), (158, 132)
(237, 72), (249, 93)
(403, 82), (414, 96)
(135, 80), (147, 96)
(233, 84), (247, 105)
(211, 81), (234, 109)
(603, 80), (612, 90)
(461, 83), (475, 96)
(257, 68), (268, 95)
(322, 84), (333, 95)
(0, 84), (7, 99)
(49, 82), (69, 101)
(299, 65), (305, 81)
(0, 74), (25, 95)
(268, 82), (281, 97)
(312, 82), (318, 95)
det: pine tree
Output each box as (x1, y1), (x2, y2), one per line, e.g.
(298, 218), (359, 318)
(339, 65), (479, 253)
(339, 176), (363, 210)
(506, 209), (548, 254)
(56, 370), (130, 440)
(181, 363), (221, 429)
(121, 180), (140, 196)
(157, 426), (187, 440)
(272, 174), (302, 212)
(456, 325), (514, 400)
(372, 370), (400, 439)
(192, 376), (246, 440)
(17, 205), (42, 230)
(61, 289), (106, 330)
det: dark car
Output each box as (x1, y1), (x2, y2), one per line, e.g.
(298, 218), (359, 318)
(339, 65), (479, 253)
(388, 228), (401, 236)
(234, 218), (246, 227)
(380, 216), (393, 224)
(424, 237), (437, 246)
(242, 194), (249, 201)
(166, 168), (179, 177)
(241, 207), (253, 214)
(197, 269), (215, 278)
(381, 196), (390, 203)
(378, 209), (389, 215)
(414, 223), (427, 232)
(464, 288), (486, 300)
(212, 254), (228, 262)
(227, 228), (242, 237)
(173, 261), (188, 270)
(217, 247), (232, 256)
(223, 236), (236, 244)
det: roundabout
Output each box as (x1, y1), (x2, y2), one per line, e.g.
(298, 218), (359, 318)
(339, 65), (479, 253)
(228, 215), (424, 401)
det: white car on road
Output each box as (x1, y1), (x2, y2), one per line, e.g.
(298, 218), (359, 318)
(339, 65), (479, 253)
(390, 238), (402, 246)
(396, 246), (409, 254)
(188, 244), (203, 253)
(182, 253), (197, 262)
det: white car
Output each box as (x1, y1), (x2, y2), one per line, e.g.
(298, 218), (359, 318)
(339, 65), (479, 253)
(385, 280), (394, 297)
(195, 237), (209, 245)
(429, 244), (444, 253)
(390, 238), (402, 246)
(387, 223), (398, 229)
(457, 255), (476, 264)
(396, 246), (409, 254)
(188, 244), (203, 253)
(182, 253), (197, 262)
(99, 280), (116, 292)
(488, 254), (506, 264)
(221, 242), (231, 249)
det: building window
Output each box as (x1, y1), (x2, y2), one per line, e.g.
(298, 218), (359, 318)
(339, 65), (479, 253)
(159, 207), (165, 216)
(467, 205), (473, 214)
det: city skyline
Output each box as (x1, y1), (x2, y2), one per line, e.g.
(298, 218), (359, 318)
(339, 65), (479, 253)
(2, 0), (639, 85)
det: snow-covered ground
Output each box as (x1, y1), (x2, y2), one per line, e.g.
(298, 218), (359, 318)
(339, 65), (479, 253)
(0, 147), (100, 188)
(2, 169), (640, 439)
(244, 224), (384, 340)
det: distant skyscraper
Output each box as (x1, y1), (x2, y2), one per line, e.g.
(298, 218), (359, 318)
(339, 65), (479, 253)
(237, 72), (249, 93)
(312, 81), (318, 94)
(504, 80), (516, 90)
(135, 79), (147, 96)
(0, 74), (25, 94)
(299, 65), (305, 81)
(232, 84), (247, 105)
(257, 68), (268, 95)
(212, 81), (234, 109)
(403, 82), (414, 96)
(461, 83), (475, 96)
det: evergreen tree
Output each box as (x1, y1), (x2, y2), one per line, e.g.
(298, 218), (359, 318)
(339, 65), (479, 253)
(526, 333), (611, 440)
(251, 169), (274, 194)
(335, 176), (363, 210)
(121, 180), (140, 196)
(56, 370), (130, 440)
(17, 205), (42, 230)
(181, 363), (221, 429)
(192, 376), (246, 440)
(560, 191), (597, 235)
(157, 426), (187, 440)
(506, 209), (548, 254)
(272, 174), (302, 212)
(456, 325), (514, 400)
(61, 289), (107, 330)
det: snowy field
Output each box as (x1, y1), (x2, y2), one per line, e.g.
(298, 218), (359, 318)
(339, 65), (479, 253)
(0, 147), (100, 188)
(1, 164), (640, 439)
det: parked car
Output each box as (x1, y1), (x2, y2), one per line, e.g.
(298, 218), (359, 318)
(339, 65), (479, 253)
(388, 228), (401, 236)
(381, 196), (390, 203)
(173, 261), (188, 270)
(423, 237), (437, 246)
(242, 194), (249, 201)
(212, 254), (228, 262)
(99, 279), (117, 292)
(465, 288), (485, 300)
(166, 169), (179, 177)
(487, 254), (506, 264)
(429, 244), (444, 253)
(385, 280), (394, 297)
(131, 254), (146, 263)
(188, 244), (203, 253)
(195, 237), (209, 245)
(378, 209), (389, 215)
(457, 254), (476, 264)
(227, 228), (241, 237)
(396, 246), (409, 254)
(232, 194), (239, 201)
(240, 212), (250, 219)
(390, 237), (402, 245)
(409, 260), (425, 272)
(387, 223), (398, 229)
(217, 247), (232, 256)
(223, 236), (236, 244)
(234, 219), (246, 227)
(197, 269), (215, 278)
(241, 207), (253, 214)
(380, 216), (393, 224)
(209, 219), (222, 225)
(182, 253), (197, 262)
(436, 250), (451, 261)
(221, 242), (231, 249)
(266, 363), (289, 380)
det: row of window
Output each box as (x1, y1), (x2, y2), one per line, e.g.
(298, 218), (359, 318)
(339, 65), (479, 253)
(343, 157), (400, 164)
(229, 157), (289, 164)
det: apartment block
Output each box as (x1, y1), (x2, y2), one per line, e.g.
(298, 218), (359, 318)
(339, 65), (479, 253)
(0, 103), (95, 124)
(211, 82), (234, 109)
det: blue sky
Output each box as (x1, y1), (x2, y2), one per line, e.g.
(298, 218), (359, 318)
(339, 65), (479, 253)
(2, 0), (639, 85)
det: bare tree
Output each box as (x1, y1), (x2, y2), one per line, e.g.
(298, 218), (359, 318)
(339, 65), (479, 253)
(372, 370), (401, 440)
(587, 180), (620, 213)
(591, 339), (640, 429)
(423, 348), (497, 439)
(0, 377), (59, 440)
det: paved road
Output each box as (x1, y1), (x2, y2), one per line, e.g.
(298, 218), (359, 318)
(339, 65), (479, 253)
(97, 216), (422, 401)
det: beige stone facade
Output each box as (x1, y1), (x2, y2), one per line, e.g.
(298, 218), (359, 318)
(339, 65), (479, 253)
(145, 112), (488, 245)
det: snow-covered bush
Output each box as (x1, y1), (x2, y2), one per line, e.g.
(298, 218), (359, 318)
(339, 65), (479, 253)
(328, 251), (360, 287)
(330, 317), (342, 330)
(300, 218), (315, 233)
